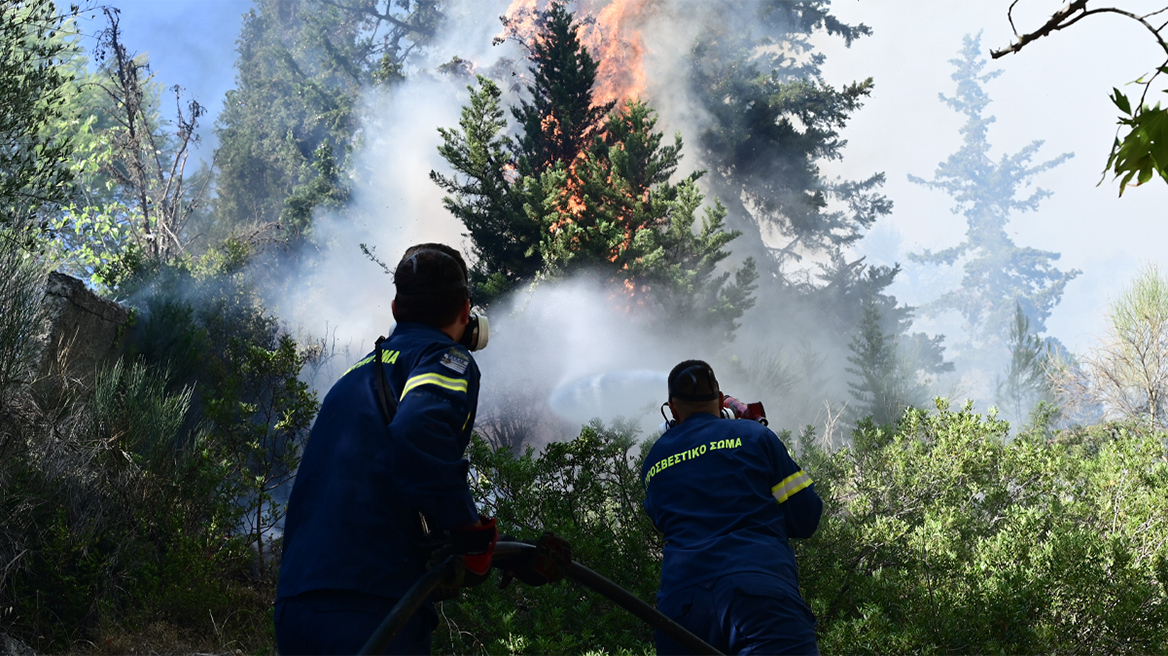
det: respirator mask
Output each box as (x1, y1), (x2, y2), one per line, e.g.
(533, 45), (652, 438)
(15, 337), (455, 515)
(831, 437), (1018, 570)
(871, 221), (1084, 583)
(460, 308), (489, 351)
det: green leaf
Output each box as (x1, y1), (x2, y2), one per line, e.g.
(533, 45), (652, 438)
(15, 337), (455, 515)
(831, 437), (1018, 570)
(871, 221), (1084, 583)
(1112, 88), (1132, 116)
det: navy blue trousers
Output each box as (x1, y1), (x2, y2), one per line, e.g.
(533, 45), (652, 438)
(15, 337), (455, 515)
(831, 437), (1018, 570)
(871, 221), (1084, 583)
(655, 573), (819, 656)
(274, 589), (437, 655)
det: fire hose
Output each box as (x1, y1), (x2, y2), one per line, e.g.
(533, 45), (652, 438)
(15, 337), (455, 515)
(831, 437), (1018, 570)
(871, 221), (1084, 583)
(357, 540), (724, 656)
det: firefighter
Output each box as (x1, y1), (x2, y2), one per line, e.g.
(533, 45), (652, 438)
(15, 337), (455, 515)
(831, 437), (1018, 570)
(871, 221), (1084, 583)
(274, 243), (497, 655)
(642, 360), (823, 655)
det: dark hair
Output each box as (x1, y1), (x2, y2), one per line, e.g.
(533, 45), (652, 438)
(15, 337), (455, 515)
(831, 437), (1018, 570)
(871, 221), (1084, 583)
(393, 243), (469, 327)
(668, 359), (720, 403)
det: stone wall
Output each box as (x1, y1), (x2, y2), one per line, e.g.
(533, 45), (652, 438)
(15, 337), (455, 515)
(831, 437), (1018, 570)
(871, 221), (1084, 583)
(36, 272), (132, 388)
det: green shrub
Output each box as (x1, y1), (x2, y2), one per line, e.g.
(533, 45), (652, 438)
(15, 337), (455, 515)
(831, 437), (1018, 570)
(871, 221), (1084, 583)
(799, 402), (1168, 654)
(438, 420), (658, 655)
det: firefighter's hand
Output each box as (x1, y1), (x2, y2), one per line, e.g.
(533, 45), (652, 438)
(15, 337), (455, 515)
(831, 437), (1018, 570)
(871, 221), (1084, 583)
(452, 516), (497, 580)
(495, 532), (572, 589)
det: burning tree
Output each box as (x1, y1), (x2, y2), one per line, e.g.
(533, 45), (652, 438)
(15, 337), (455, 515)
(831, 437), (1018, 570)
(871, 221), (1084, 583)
(433, 1), (757, 338)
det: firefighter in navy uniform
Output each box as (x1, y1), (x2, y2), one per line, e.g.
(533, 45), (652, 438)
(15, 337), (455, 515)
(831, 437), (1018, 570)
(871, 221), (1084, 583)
(642, 360), (823, 656)
(274, 244), (497, 655)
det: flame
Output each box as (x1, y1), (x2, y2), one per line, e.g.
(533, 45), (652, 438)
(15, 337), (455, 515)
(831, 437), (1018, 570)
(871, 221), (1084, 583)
(498, 0), (651, 107)
(497, 1), (655, 305)
(579, 0), (651, 107)
(502, 162), (519, 184)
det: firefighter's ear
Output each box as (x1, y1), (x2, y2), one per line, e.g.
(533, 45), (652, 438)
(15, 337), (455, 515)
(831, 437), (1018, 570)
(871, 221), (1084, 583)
(391, 299), (398, 321)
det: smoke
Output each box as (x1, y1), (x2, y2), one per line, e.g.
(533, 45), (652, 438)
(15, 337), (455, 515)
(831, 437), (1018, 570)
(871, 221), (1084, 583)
(272, 0), (884, 445)
(273, 2), (521, 385)
(277, 77), (470, 360)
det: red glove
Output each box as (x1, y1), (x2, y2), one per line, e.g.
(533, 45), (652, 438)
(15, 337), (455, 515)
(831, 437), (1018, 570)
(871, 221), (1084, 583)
(452, 516), (497, 576)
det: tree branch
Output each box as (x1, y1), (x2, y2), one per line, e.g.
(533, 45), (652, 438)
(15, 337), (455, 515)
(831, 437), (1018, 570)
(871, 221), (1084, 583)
(991, 0), (1089, 59)
(316, 0), (435, 37)
(993, 2), (1168, 59)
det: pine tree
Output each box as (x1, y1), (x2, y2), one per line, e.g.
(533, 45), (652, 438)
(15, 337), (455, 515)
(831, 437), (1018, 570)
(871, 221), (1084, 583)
(432, 77), (539, 300)
(996, 302), (1050, 427)
(687, 1), (889, 277)
(909, 33), (1080, 355)
(433, 3), (757, 336)
(846, 302), (930, 425)
(510, 0), (613, 177)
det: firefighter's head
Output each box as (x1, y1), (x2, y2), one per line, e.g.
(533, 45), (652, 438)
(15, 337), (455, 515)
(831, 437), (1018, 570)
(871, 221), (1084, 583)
(392, 243), (470, 337)
(666, 360), (725, 425)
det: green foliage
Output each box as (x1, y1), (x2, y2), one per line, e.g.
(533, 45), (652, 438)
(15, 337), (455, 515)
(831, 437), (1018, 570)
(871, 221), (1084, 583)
(0, 357), (268, 653)
(908, 34), (1080, 353)
(0, 227), (52, 391)
(686, 1), (886, 274)
(996, 302), (1052, 427)
(214, 0), (442, 244)
(204, 333), (318, 580)
(434, 5), (757, 334)
(846, 303), (930, 426)
(438, 422), (659, 655)
(798, 403), (1168, 654)
(0, 0), (78, 237)
(432, 76), (538, 298)
(1106, 81), (1168, 194)
(37, 11), (211, 289)
(448, 404), (1168, 655)
(0, 236), (316, 651)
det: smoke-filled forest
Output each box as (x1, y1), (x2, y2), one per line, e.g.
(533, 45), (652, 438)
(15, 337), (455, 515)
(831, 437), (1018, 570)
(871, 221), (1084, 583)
(2, 0), (1168, 653)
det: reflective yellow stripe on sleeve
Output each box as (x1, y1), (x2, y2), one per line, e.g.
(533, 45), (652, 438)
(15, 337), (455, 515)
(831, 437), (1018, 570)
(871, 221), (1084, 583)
(400, 372), (468, 400)
(771, 470), (812, 504)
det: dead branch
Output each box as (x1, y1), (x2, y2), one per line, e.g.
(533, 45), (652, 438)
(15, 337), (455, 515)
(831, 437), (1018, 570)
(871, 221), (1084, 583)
(992, 1), (1168, 59)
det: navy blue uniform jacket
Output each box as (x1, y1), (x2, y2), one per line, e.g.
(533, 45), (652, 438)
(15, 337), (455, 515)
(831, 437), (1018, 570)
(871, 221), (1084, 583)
(641, 413), (823, 599)
(277, 322), (480, 602)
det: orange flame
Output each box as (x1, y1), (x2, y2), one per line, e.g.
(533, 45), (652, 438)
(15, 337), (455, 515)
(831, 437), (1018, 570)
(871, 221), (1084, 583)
(498, 1), (654, 303)
(498, 0), (651, 107)
(579, 0), (651, 107)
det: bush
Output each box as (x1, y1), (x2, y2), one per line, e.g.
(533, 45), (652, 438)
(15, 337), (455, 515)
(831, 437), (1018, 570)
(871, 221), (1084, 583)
(438, 420), (658, 655)
(445, 404), (1168, 655)
(0, 357), (270, 653)
(799, 402), (1168, 654)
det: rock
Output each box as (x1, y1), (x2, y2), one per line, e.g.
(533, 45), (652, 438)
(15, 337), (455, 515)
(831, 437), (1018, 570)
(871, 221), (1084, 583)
(0, 633), (36, 656)
(36, 272), (133, 389)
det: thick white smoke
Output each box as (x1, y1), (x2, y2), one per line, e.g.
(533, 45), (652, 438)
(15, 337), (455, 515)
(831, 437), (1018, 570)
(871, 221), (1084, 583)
(273, 0), (864, 444)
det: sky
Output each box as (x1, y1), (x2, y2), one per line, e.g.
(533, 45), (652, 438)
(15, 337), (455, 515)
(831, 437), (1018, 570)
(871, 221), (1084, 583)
(814, 1), (1168, 353)
(79, 0), (1168, 357)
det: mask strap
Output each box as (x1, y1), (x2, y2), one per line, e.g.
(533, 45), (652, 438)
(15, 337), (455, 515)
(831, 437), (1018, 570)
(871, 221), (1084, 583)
(660, 402), (674, 429)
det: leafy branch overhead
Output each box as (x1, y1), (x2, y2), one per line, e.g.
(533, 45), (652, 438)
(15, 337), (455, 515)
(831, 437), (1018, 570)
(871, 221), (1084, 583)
(991, 1), (1168, 194)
